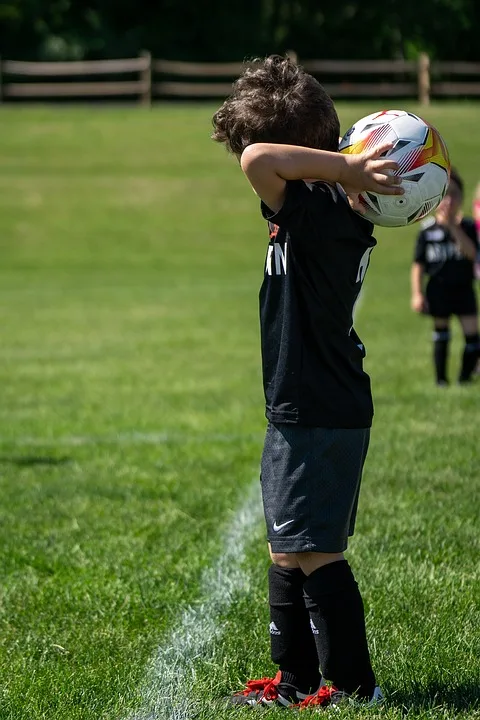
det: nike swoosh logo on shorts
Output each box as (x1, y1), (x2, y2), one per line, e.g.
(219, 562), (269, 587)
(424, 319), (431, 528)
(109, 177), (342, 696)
(273, 519), (294, 532)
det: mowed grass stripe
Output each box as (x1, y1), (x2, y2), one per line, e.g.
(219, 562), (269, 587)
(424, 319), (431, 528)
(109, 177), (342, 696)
(0, 431), (263, 447)
(129, 479), (263, 720)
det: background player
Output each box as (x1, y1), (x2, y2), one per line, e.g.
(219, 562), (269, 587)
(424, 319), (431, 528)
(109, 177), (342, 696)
(411, 168), (480, 385)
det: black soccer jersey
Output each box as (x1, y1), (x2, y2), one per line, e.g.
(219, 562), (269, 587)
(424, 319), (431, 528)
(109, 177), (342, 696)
(414, 216), (479, 285)
(259, 179), (377, 429)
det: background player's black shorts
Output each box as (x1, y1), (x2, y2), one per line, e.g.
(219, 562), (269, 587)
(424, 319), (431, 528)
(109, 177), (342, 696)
(426, 279), (478, 318)
(260, 422), (370, 554)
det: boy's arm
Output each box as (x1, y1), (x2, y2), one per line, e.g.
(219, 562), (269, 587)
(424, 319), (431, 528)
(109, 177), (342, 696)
(448, 223), (477, 262)
(240, 141), (403, 213)
(437, 203), (477, 261)
(411, 262), (427, 313)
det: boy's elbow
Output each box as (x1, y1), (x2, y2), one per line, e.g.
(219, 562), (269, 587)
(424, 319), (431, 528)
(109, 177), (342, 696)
(240, 144), (271, 176)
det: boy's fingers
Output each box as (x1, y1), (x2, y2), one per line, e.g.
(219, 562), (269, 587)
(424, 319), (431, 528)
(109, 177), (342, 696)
(349, 194), (366, 213)
(372, 176), (404, 195)
(374, 159), (401, 173)
(368, 141), (394, 158)
(388, 175), (403, 186)
(373, 171), (403, 187)
(374, 185), (404, 195)
(377, 173), (402, 186)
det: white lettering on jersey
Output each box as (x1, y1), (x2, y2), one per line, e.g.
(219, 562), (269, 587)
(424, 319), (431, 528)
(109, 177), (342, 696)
(266, 242), (288, 275)
(275, 242), (288, 274)
(426, 242), (461, 263)
(356, 247), (373, 283)
(266, 245), (273, 275)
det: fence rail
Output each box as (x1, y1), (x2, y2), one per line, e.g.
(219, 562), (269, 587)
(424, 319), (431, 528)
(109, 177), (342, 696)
(0, 52), (152, 105)
(3, 57), (150, 75)
(1, 52), (480, 105)
(5, 81), (148, 98)
(301, 59), (417, 73)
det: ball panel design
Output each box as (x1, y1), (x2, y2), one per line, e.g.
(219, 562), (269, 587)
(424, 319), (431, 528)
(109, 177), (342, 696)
(339, 110), (450, 227)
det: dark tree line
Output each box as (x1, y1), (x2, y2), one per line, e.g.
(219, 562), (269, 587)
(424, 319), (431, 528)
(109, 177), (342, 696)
(0, 0), (479, 62)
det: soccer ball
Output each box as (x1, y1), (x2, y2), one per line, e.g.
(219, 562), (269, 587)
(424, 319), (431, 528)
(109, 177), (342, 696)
(339, 110), (450, 227)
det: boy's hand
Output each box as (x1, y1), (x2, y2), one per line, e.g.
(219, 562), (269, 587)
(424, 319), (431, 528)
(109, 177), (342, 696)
(341, 142), (404, 196)
(345, 192), (366, 214)
(411, 291), (428, 314)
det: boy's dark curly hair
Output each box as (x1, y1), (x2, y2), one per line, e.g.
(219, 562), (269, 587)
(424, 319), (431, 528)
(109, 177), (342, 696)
(212, 55), (340, 155)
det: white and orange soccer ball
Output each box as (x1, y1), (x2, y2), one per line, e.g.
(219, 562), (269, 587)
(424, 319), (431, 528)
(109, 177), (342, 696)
(339, 110), (450, 227)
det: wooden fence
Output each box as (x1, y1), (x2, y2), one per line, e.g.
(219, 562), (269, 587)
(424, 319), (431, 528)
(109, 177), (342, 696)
(0, 52), (152, 104)
(1, 51), (480, 105)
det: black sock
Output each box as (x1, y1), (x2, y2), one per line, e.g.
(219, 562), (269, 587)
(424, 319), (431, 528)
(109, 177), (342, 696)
(433, 328), (450, 383)
(303, 560), (375, 699)
(459, 333), (479, 382)
(268, 564), (321, 694)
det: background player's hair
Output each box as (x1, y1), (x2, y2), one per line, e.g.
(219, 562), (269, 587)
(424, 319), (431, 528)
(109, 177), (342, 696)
(449, 167), (464, 196)
(211, 54), (340, 156)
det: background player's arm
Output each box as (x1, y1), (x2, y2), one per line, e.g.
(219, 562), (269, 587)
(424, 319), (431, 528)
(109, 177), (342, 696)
(474, 183), (480, 277)
(474, 182), (480, 239)
(448, 223), (477, 261)
(436, 200), (477, 261)
(411, 262), (427, 313)
(240, 141), (403, 213)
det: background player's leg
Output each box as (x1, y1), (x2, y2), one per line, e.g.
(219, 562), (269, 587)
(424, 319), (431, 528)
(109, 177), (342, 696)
(432, 319), (450, 385)
(458, 314), (480, 383)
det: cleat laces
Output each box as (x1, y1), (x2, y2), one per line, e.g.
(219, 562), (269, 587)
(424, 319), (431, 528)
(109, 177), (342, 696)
(234, 671), (281, 703)
(299, 685), (338, 708)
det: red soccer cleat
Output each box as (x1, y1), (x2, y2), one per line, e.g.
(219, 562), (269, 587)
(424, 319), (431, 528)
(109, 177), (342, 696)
(228, 670), (311, 707)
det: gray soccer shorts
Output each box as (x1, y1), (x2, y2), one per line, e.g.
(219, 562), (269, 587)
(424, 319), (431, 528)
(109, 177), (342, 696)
(260, 422), (370, 553)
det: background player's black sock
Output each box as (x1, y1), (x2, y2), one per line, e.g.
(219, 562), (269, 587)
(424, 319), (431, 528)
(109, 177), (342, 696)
(459, 332), (479, 382)
(304, 560), (375, 699)
(268, 564), (321, 694)
(433, 328), (450, 383)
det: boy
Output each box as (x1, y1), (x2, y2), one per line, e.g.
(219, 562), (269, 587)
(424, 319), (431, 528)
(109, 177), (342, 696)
(212, 55), (403, 709)
(411, 168), (480, 385)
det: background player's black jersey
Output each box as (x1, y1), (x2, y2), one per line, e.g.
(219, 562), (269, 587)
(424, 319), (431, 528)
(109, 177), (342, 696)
(259, 180), (376, 429)
(414, 216), (478, 285)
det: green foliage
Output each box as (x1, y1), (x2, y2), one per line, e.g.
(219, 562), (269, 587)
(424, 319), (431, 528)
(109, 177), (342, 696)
(0, 0), (480, 61)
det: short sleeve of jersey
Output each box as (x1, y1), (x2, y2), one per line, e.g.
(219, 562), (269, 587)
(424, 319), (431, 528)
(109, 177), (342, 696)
(414, 230), (427, 263)
(461, 217), (479, 247)
(260, 179), (332, 236)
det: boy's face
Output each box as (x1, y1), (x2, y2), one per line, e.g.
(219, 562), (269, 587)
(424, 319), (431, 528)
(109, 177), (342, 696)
(436, 180), (462, 222)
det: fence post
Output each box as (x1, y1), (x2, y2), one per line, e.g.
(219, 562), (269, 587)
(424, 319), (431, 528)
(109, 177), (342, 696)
(0, 57), (3, 103)
(418, 52), (430, 105)
(139, 50), (151, 106)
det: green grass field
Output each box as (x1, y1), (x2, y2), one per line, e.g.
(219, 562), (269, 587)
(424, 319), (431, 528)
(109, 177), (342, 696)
(0, 102), (479, 720)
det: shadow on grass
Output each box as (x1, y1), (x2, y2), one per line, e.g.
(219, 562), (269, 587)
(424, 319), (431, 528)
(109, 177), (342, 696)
(390, 681), (480, 712)
(0, 455), (71, 467)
